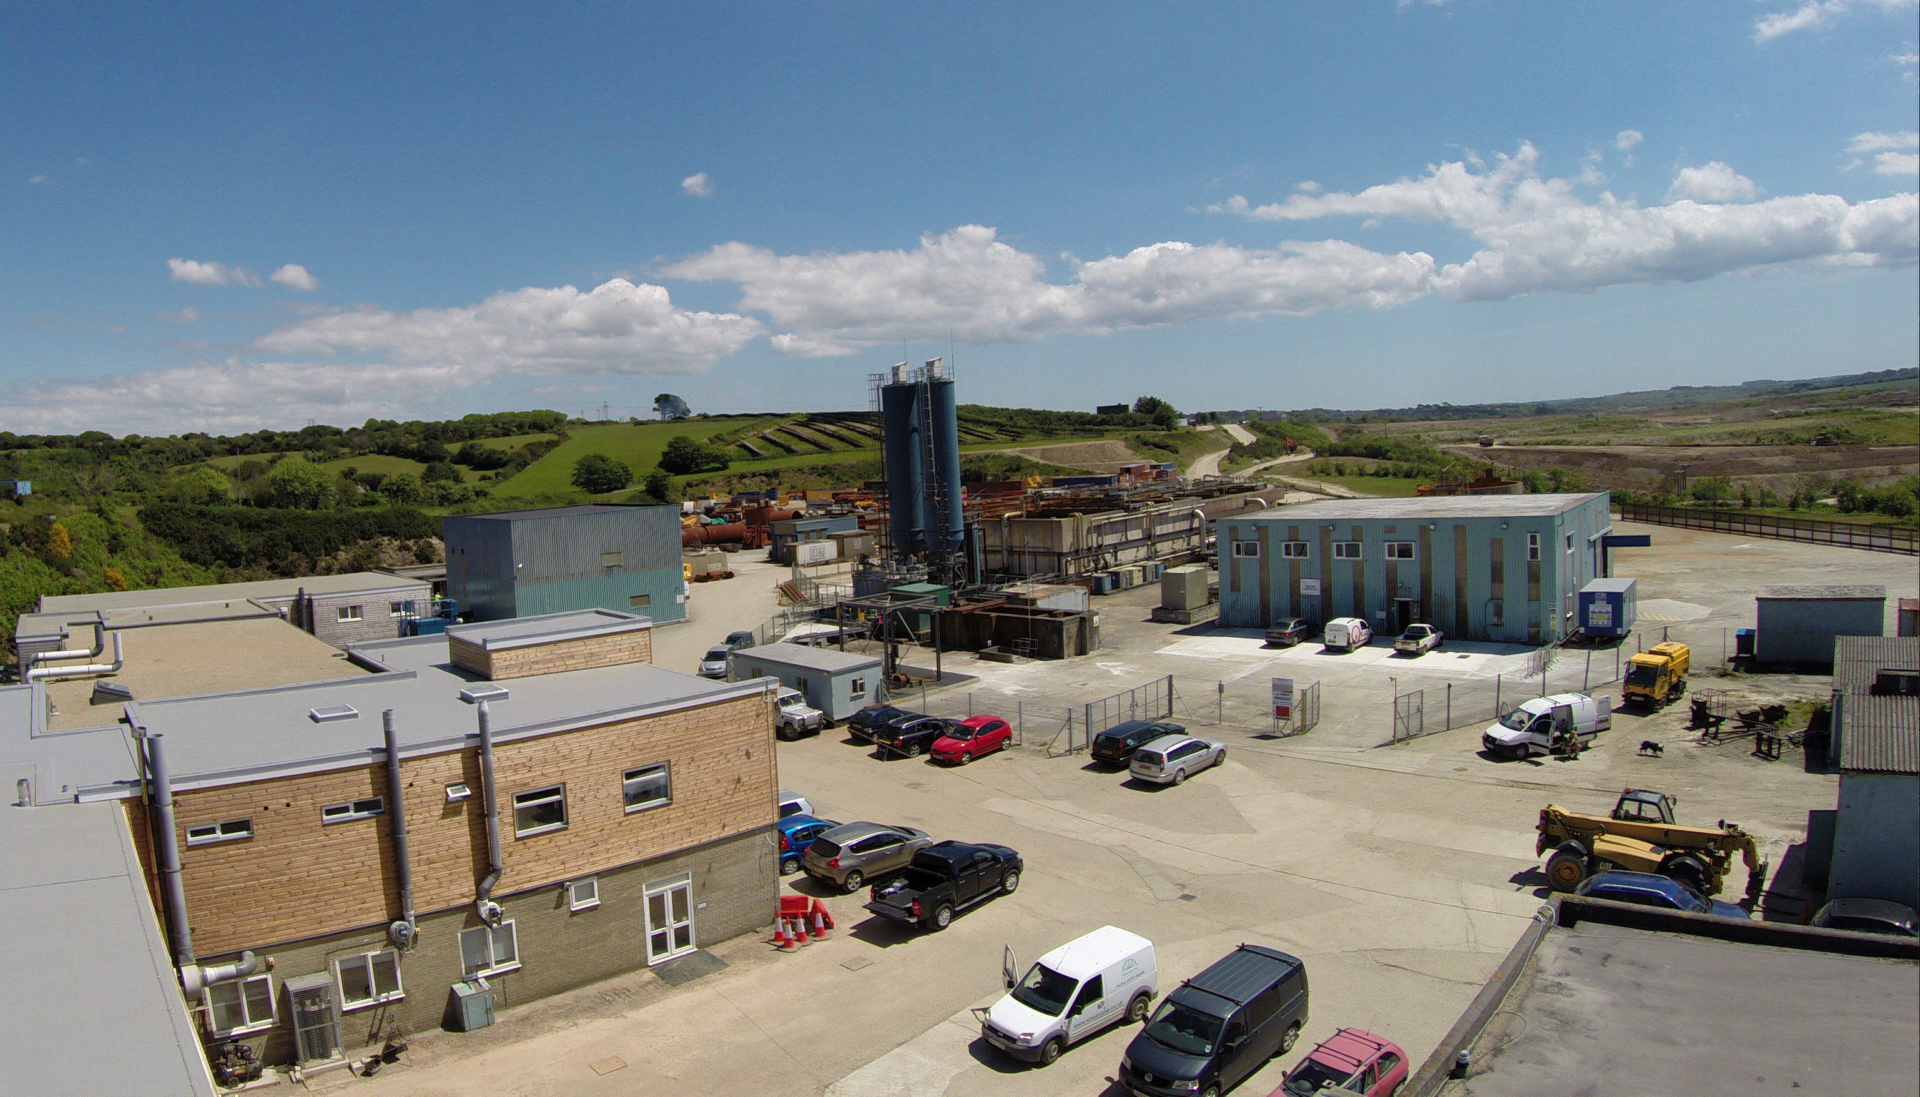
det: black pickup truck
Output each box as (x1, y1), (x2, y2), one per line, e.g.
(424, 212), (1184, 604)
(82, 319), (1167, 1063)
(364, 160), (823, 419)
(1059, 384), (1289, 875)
(864, 841), (1023, 930)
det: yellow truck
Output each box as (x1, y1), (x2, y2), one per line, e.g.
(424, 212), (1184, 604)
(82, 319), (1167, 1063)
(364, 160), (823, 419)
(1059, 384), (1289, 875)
(1537, 789), (1767, 899)
(1623, 641), (1689, 708)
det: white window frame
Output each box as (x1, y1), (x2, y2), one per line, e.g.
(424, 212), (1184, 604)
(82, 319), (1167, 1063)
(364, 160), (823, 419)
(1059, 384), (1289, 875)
(849, 676), (866, 699)
(1333, 541), (1362, 560)
(388, 601), (407, 617)
(1527, 533), (1541, 561)
(337, 605), (363, 623)
(513, 784), (568, 837)
(1385, 541), (1416, 560)
(567, 878), (600, 913)
(185, 818), (253, 847)
(1231, 540), (1261, 558)
(320, 797), (384, 825)
(622, 764), (671, 814)
(459, 920), (521, 978)
(1280, 541), (1309, 558)
(204, 971), (276, 1037)
(333, 949), (404, 1012)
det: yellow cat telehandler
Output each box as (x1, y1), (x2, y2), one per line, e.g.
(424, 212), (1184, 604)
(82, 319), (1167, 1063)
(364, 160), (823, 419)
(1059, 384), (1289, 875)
(1537, 788), (1767, 899)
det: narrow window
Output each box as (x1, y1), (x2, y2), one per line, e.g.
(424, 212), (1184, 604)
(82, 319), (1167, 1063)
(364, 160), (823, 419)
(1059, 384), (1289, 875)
(1280, 541), (1309, 558)
(334, 949), (404, 1011)
(1232, 540), (1261, 558)
(388, 601), (407, 617)
(629, 593), (651, 609)
(1385, 542), (1415, 560)
(185, 818), (253, 846)
(1565, 532), (1575, 552)
(849, 676), (866, 698)
(321, 797), (384, 825)
(1527, 533), (1541, 561)
(1333, 541), (1362, 560)
(205, 972), (276, 1036)
(513, 785), (568, 836)
(623, 764), (671, 813)
(568, 878), (600, 912)
(459, 921), (521, 977)
(601, 551), (624, 569)
(337, 605), (363, 623)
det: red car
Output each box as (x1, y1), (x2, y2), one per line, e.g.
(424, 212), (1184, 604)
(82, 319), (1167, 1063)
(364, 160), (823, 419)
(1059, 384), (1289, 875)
(930, 716), (1012, 764)
(1276, 1029), (1408, 1097)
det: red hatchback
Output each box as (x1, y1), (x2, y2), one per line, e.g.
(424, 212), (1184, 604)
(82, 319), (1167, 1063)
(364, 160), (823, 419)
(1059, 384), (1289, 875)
(1276, 1029), (1407, 1097)
(930, 716), (1012, 764)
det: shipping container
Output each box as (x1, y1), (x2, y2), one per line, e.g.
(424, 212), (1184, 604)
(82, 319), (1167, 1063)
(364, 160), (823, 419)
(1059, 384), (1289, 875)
(1577, 577), (1637, 638)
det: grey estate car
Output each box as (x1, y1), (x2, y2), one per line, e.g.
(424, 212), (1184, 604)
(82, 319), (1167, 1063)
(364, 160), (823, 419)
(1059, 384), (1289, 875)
(804, 821), (935, 892)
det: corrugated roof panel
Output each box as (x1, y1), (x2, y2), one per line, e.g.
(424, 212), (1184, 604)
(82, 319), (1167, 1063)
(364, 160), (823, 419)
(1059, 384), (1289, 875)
(1839, 690), (1920, 774)
(1833, 636), (1920, 691)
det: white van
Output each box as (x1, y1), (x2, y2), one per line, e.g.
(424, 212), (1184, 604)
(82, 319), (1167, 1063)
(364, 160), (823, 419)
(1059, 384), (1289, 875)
(978, 925), (1156, 1066)
(1482, 693), (1612, 758)
(1323, 617), (1373, 651)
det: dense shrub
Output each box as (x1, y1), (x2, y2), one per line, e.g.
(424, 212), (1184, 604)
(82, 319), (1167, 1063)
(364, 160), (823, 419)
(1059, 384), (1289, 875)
(137, 504), (437, 573)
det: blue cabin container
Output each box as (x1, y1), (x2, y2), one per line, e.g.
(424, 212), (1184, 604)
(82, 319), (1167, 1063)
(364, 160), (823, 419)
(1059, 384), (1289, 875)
(1577, 578), (1637, 638)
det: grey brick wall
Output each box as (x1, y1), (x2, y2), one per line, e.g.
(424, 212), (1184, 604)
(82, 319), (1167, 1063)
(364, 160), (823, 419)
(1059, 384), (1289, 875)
(209, 825), (774, 1064)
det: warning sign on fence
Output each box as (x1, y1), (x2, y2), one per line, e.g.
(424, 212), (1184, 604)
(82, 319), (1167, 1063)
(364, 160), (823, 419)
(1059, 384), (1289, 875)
(1271, 677), (1294, 719)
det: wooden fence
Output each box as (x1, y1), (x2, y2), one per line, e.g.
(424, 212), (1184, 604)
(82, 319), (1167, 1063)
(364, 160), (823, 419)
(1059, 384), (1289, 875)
(1617, 504), (1916, 556)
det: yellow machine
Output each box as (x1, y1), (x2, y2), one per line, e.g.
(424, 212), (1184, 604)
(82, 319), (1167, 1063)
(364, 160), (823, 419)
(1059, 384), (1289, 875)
(1537, 788), (1766, 898)
(1623, 641), (1689, 707)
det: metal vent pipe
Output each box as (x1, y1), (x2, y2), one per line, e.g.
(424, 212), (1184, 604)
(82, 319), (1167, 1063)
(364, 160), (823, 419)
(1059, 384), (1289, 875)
(147, 732), (259, 993)
(473, 701), (504, 923)
(26, 630), (122, 682)
(383, 710), (417, 948)
(31, 620), (104, 664)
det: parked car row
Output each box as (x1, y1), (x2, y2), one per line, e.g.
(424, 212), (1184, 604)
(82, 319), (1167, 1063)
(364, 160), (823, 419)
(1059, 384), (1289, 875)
(1091, 719), (1228, 786)
(1264, 616), (1445, 657)
(845, 703), (1015, 763)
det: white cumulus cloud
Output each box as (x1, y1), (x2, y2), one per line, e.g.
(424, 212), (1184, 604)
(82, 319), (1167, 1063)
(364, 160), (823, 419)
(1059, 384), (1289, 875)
(1210, 143), (1916, 302)
(664, 225), (1434, 357)
(1754, 0), (1917, 42)
(270, 263), (320, 290)
(1668, 162), (1762, 202)
(682, 172), (713, 197)
(1615, 129), (1644, 152)
(167, 258), (260, 287)
(1848, 131), (1920, 175)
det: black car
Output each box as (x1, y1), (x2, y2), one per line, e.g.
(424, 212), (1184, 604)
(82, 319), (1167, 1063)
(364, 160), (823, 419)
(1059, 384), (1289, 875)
(1121, 944), (1309, 1097)
(1092, 720), (1187, 766)
(1263, 619), (1317, 647)
(870, 715), (952, 759)
(1811, 897), (1918, 937)
(864, 841), (1022, 931)
(724, 630), (757, 651)
(847, 704), (915, 744)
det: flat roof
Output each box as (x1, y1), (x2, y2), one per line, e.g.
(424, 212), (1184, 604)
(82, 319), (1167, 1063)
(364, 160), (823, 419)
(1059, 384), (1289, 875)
(1, 623), (770, 798)
(1452, 917), (1918, 1096)
(36, 571), (426, 615)
(1759, 584), (1888, 600)
(731, 642), (882, 674)
(1236, 492), (1604, 522)
(447, 608), (651, 650)
(454, 504), (656, 521)
(0, 801), (215, 1096)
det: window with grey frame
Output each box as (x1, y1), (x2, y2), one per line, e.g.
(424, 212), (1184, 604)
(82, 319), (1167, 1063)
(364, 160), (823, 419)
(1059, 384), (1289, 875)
(321, 797), (384, 825)
(513, 785), (568, 837)
(623, 763), (671, 812)
(1333, 541), (1362, 559)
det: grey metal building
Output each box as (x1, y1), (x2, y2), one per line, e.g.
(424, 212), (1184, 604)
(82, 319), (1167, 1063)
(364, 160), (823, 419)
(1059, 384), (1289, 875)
(443, 504), (686, 624)
(768, 514), (861, 564)
(1216, 493), (1612, 643)
(730, 642), (882, 722)
(1755, 586), (1887, 667)
(1825, 636), (1919, 910)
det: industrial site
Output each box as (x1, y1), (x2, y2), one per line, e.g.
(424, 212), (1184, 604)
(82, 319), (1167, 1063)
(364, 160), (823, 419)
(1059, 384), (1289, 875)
(2, 358), (1915, 1097)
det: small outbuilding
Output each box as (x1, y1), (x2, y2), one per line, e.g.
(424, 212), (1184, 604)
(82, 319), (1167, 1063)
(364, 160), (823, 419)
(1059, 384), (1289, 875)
(1824, 636), (1920, 911)
(729, 642), (882, 723)
(1755, 585), (1886, 668)
(768, 515), (861, 564)
(443, 504), (686, 624)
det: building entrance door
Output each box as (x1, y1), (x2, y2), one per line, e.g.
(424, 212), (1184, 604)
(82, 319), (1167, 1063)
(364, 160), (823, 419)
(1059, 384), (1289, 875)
(1394, 598), (1416, 631)
(644, 873), (695, 965)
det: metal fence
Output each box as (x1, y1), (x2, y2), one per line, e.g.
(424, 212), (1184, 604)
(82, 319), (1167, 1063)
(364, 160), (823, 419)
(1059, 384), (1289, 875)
(1386, 639), (1631, 745)
(1618, 503), (1917, 556)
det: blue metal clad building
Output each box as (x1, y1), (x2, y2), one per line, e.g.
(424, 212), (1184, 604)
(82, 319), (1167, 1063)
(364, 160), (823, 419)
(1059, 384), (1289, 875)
(1216, 493), (1613, 644)
(443, 504), (687, 623)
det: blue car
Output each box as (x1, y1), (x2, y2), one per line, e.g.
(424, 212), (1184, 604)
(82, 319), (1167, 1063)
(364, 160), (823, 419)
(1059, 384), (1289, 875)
(776, 813), (842, 875)
(1574, 870), (1749, 919)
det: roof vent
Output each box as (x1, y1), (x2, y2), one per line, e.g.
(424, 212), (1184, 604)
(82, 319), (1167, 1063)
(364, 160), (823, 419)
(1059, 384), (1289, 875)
(1873, 669), (1920, 696)
(92, 680), (134, 704)
(309, 704), (360, 723)
(458, 685), (510, 705)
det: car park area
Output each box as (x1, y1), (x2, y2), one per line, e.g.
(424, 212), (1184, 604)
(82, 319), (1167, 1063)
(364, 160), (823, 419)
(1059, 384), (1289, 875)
(357, 522), (1916, 1097)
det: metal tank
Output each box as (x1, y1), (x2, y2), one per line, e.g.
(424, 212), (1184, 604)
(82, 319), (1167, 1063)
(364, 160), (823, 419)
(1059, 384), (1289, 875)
(881, 366), (926, 555)
(924, 365), (965, 557)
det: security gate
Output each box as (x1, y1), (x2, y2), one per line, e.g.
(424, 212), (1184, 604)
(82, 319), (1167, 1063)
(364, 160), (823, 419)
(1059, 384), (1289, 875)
(1393, 688), (1425, 743)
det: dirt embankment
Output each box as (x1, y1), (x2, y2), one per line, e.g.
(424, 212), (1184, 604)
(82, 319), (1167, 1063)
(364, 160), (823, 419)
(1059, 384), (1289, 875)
(1448, 443), (1918, 492)
(997, 439), (1141, 474)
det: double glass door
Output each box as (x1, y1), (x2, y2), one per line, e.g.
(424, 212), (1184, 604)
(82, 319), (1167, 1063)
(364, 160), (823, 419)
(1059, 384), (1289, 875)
(645, 874), (695, 964)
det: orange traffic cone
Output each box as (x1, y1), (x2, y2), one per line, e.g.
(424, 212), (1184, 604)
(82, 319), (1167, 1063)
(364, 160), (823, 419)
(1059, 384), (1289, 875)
(811, 901), (830, 939)
(815, 900), (836, 931)
(791, 915), (811, 945)
(774, 919), (794, 951)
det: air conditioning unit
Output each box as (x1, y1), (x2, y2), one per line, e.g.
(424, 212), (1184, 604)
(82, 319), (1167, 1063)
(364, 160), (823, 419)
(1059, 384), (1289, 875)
(284, 972), (342, 1064)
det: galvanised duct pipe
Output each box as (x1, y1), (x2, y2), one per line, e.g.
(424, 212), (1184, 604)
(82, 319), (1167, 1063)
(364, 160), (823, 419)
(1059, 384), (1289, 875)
(473, 701), (504, 923)
(25, 631), (122, 682)
(383, 710), (417, 949)
(32, 620), (104, 664)
(147, 733), (259, 992)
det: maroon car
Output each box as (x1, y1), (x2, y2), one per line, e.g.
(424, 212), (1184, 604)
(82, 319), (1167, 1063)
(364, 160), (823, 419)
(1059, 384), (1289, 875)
(1277, 1028), (1408, 1097)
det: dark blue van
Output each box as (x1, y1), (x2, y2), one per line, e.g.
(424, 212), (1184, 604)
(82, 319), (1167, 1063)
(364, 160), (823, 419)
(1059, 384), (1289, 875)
(1119, 944), (1309, 1096)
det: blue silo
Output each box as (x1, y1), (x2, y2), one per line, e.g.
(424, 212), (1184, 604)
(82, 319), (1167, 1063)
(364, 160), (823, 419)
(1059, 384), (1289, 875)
(925, 368), (965, 556)
(881, 368), (926, 556)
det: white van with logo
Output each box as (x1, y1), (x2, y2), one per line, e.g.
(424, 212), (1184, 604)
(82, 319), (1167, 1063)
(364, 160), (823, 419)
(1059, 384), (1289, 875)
(1482, 693), (1612, 759)
(1323, 617), (1373, 651)
(977, 925), (1157, 1066)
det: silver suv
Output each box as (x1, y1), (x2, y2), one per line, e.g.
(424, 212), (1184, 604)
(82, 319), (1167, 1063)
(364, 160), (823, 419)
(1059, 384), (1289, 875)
(803, 821), (934, 893)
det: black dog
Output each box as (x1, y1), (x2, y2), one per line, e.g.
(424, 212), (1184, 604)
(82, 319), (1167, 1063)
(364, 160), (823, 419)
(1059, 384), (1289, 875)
(1638, 740), (1665, 757)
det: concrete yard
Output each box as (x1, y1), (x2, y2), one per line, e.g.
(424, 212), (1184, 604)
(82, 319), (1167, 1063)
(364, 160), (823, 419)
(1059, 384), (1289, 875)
(353, 521), (1916, 1097)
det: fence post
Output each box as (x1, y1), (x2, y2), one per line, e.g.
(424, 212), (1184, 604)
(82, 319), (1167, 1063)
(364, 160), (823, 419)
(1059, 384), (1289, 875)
(1584, 649), (1592, 692)
(1217, 680), (1224, 725)
(1446, 682), (1452, 731)
(968, 692), (974, 718)
(1495, 674), (1501, 717)
(1389, 676), (1396, 743)
(1017, 700), (1023, 744)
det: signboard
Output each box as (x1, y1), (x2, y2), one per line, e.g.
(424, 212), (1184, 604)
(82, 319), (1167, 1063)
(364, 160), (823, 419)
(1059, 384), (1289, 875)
(1300, 579), (1321, 596)
(1271, 677), (1295, 720)
(795, 541), (839, 566)
(1587, 601), (1612, 629)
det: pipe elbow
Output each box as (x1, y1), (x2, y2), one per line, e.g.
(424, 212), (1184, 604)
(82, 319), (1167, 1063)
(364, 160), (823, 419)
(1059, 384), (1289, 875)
(181, 950), (258, 994)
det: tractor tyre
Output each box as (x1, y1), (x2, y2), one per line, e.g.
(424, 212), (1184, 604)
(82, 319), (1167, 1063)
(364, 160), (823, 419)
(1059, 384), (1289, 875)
(1662, 854), (1709, 896)
(1546, 846), (1589, 893)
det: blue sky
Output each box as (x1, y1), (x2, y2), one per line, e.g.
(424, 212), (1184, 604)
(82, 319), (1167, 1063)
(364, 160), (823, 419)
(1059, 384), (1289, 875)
(4, 1), (1915, 433)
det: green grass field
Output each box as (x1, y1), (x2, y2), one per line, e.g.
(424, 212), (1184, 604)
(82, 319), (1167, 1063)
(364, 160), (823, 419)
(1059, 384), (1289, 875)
(492, 418), (783, 496)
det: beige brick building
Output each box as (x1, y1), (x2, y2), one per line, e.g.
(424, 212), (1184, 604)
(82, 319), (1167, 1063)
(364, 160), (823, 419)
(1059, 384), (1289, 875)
(2, 608), (780, 1075)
